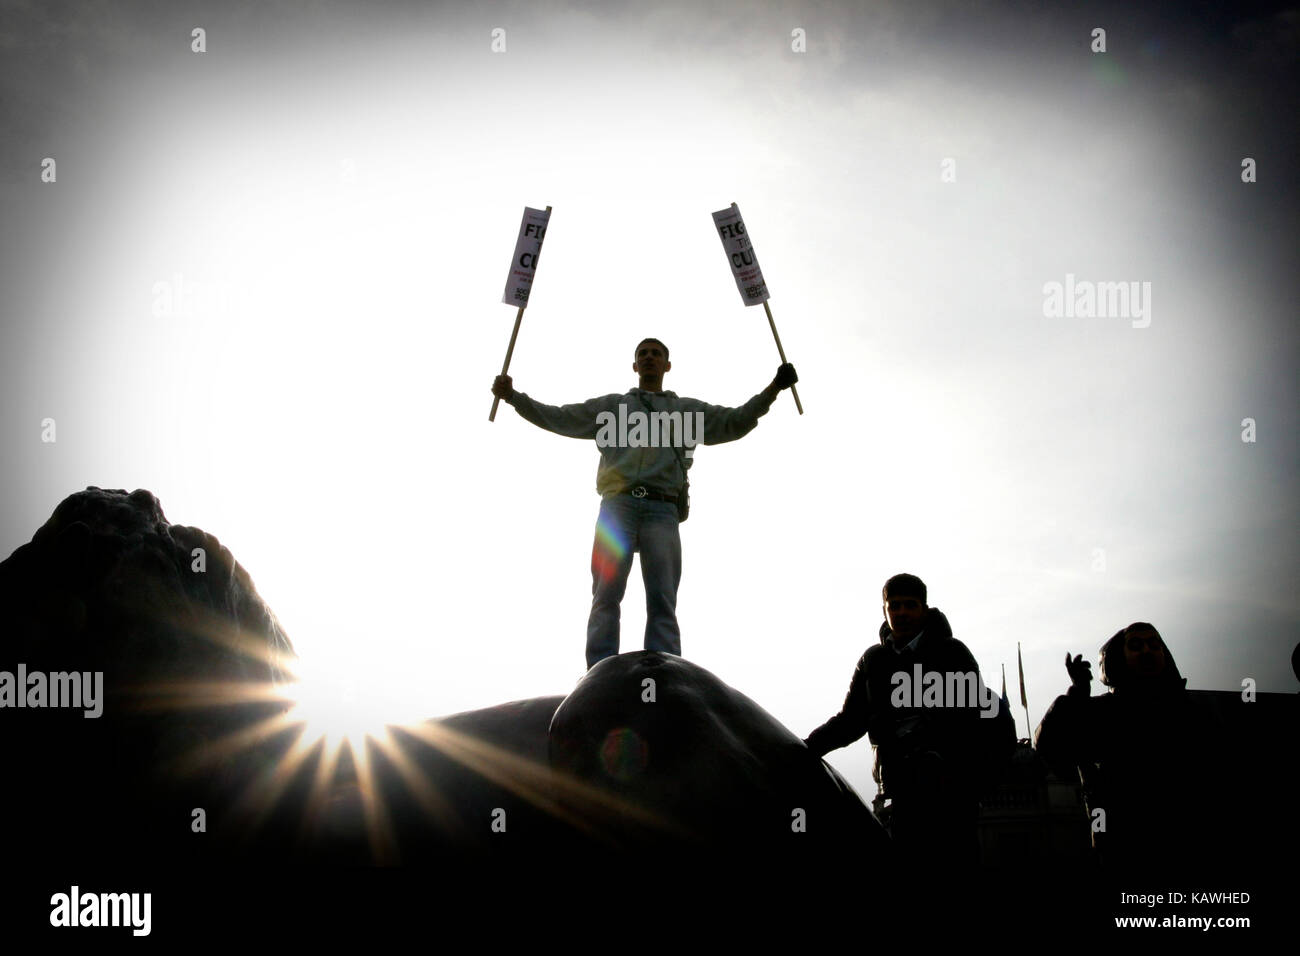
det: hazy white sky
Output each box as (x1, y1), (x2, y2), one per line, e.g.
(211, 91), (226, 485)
(2, 0), (1296, 800)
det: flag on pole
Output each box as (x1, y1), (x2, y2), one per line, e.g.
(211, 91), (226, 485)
(502, 206), (551, 306)
(1017, 643), (1028, 710)
(711, 203), (769, 305)
(1001, 664), (1014, 737)
(1018, 642), (1032, 739)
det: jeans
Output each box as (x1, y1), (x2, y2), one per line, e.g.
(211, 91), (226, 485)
(586, 494), (682, 669)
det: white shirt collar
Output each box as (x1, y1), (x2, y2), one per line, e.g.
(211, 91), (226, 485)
(890, 630), (924, 654)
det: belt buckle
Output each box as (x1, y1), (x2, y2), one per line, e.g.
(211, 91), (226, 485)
(631, 486), (647, 498)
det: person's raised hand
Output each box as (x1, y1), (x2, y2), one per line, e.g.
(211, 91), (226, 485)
(773, 363), (798, 390)
(492, 374), (513, 400)
(1065, 652), (1092, 693)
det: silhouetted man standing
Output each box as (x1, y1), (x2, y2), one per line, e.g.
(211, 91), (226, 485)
(805, 573), (1007, 865)
(493, 338), (797, 669)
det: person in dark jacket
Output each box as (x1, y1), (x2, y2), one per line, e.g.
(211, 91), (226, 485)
(804, 573), (1006, 865)
(1034, 623), (1224, 875)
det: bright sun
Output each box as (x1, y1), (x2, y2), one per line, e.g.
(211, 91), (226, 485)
(280, 653), (416, 755)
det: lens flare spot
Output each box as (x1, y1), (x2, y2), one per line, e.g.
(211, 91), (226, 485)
(599, 727), (648, 782)
(592, 513), (630, 582)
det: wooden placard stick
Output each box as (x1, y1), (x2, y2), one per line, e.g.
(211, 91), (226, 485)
(762, 299), (803, 415)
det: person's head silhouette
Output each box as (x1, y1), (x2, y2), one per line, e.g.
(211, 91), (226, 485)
(1099, 622), (1183, 690)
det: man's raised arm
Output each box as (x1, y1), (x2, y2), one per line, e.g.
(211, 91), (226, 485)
(804, 649), (871, 757)
(490, 374), (611, 440)
(684, 363), (798, 445)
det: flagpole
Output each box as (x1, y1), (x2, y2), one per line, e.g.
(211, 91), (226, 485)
(761, 299), (803, 415)
(490, 204), (551, 422)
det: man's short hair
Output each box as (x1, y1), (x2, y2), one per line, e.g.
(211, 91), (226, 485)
(882, 573), (927, 605)
(636, 337), (669, 359)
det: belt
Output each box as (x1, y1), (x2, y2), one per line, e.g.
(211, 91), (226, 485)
(621, 485), (678, 503)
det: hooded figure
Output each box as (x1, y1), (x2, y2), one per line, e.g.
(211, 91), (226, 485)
(1035, 623), (1226, 875)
